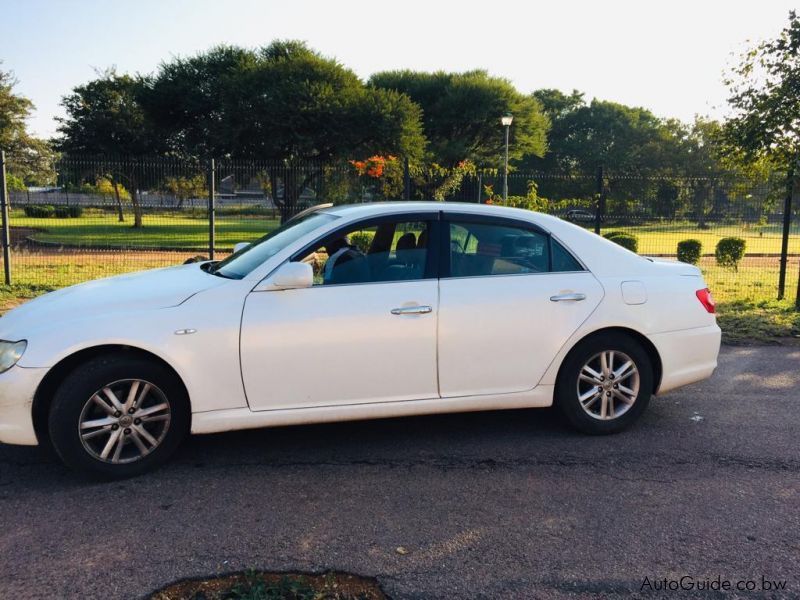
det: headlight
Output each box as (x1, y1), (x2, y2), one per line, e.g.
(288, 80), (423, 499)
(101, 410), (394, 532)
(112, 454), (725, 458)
(0, 340), (26, 373)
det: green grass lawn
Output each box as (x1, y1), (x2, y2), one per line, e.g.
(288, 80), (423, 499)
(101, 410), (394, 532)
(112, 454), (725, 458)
(13, 210), (280, 251)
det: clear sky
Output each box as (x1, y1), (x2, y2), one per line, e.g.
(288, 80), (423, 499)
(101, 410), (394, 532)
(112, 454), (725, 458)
(2, 0), (795, 138)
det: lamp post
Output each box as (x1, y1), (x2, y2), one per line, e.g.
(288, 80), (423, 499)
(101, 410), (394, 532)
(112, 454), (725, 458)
(500, 113), (513, 205)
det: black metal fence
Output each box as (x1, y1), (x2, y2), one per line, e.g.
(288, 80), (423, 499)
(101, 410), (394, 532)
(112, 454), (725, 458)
(1, 154), (798, 307)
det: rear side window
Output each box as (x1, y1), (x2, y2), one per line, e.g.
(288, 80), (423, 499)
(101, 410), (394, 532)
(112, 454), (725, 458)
(446, 219), (584, 277)
(551, 238), (583, 272)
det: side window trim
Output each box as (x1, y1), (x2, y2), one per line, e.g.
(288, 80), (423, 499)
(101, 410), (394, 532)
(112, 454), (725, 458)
(289, 211), (441, 284)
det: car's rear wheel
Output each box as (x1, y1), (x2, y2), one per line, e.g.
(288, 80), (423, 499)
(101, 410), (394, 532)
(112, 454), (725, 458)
(48, 353), (189, 478)
(556, 333), (653, 434)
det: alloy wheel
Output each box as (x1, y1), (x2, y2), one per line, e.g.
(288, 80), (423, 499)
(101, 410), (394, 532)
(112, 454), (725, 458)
(78, 379), (171, 464)
(576, 350), (640, 420)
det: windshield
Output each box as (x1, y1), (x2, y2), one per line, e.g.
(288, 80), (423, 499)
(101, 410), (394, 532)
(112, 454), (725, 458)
(211, 211), (338, 279)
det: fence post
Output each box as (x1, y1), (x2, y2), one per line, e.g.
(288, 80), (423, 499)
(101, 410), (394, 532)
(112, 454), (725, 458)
(208, 158), (216, 261)
(594, 165), (605, 235)
(476, 171), (483, 203)
(403, 157), (410, 200)
(796, 257), (800, 311)
(0, 150), (11, 285)
(778, 163), (795, 300)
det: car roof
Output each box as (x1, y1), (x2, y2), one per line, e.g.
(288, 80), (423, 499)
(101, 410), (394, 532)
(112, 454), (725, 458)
(320, 201), (543, 222)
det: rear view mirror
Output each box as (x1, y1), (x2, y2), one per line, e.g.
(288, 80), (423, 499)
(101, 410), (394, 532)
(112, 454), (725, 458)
(256, 262), (313, 291)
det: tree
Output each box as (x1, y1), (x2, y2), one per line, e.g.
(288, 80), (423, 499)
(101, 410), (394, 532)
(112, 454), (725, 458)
(143, 42), (425, 220)
(162, 175), (206, 208)
(528, 95), (670, 173)
(0, 64), (56, 186)
(723, 10), (800, 168)
(56, 71), (163, 227)
(370, 70), (548, 167)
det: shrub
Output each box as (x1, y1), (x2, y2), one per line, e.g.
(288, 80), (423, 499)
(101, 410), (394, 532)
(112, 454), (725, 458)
(603, 231), (638, 253)
(54, 205), (84, 218)
(715, 237), (746, 270)
(349, 231), (374, 254)
(23, 205), (55, 218)
(677, 239), (702, 264)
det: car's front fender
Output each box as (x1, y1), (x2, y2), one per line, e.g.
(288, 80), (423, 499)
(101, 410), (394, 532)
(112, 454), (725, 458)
(19, 283), (251, 414)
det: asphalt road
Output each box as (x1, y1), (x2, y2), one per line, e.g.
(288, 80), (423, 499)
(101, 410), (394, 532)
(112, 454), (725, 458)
(1, 345), (799, 599)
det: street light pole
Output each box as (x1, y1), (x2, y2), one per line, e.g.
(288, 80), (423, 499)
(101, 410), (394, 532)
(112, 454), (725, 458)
(500, 114), (513, 205)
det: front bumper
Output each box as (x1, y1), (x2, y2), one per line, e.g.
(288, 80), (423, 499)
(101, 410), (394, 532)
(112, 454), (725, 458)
(649, 323), (722, 394)
(0, 365), (48, 445)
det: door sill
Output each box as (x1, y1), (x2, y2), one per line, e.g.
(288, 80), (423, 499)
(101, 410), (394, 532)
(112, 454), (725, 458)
(191, 386), (554, 435)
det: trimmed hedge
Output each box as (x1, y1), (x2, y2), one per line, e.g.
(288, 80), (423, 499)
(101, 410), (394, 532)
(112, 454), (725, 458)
(677, 239), (702, 264)
(23, 204), (83, 218)
(54, 205), (84, 218)
(349, 231), (374, 254)
(23, 204), (56, 218)
(715, 237), (746, 270)
(603, 231), (639, 253)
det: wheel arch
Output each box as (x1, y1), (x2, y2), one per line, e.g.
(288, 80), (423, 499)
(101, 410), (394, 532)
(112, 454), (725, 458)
(555, 327), (663, 394)
(32, 344), (191, 446)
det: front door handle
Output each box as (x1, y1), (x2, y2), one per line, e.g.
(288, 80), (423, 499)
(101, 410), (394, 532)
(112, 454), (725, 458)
(550, 292), (586, 302)
(391, 305), (433, 315)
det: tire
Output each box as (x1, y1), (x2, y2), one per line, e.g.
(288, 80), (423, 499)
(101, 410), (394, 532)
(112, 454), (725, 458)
(555, 332), (653, 435)
(48, 352), (190, 478)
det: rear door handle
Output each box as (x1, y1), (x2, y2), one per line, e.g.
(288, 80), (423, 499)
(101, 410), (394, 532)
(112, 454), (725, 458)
(391, 305), (433, 315)
(550, 293), (586, 302)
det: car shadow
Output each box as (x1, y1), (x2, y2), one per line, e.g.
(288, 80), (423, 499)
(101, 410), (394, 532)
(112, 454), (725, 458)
(174, 406), (573, 469)
(0, 406), (570, 489)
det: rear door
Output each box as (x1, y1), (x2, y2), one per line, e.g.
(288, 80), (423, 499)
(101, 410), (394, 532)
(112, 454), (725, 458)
(437, 214), (603, 397)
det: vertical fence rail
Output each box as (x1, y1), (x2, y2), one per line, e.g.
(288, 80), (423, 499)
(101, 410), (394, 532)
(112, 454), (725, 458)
(594, 165), (604, 235)
(208, 158), (216, 260)
(777, 164), (794, 300)
(0, 150), (11, 285)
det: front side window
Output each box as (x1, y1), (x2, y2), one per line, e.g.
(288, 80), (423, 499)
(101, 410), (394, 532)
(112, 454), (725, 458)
(447, 219), (584, 277)
(296, 219), (432, 286)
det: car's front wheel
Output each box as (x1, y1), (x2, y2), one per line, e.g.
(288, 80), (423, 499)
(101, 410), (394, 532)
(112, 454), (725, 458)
(48, 353), (190, 477)
(556, 333), (653, 434)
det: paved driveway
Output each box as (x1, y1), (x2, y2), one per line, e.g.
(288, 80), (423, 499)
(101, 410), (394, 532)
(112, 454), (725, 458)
(1, 346), (798, 599)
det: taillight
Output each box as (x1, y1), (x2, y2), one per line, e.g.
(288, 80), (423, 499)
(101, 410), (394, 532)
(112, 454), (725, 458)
(696, 288), (716, 314)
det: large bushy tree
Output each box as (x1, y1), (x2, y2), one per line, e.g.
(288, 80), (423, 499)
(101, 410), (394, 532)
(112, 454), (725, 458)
(140, 41), (425, 219)
(723, 10), (800, 168)
(370, 70), (548, 167)
(527, 90), (673, 174)
(56, 71), (162, 227)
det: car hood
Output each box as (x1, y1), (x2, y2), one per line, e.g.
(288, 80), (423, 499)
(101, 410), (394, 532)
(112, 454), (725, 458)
(0, 263), (228, 337)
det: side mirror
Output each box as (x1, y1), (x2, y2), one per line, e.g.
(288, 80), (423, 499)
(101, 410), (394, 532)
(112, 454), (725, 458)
(256, 262), (313, 291)
(233, 242), (251, 254)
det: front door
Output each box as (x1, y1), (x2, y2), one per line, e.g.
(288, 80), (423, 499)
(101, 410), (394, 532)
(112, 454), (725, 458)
(241, 215), (440, 411)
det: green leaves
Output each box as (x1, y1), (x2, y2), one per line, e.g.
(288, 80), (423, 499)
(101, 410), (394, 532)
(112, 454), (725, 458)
(56, 71), (160, 156)
(723, 10), (800, 166)
(715, 237), (746, 271)
(370, 70), (548, 167)
(140, 42), (425, 162)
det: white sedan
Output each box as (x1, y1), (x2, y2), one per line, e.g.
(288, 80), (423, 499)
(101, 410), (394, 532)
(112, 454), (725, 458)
(0, 202), (721, 477)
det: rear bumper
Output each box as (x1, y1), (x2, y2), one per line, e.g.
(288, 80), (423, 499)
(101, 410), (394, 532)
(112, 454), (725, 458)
(0, 366), (47, 446)
(649, 323), (721, 394)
